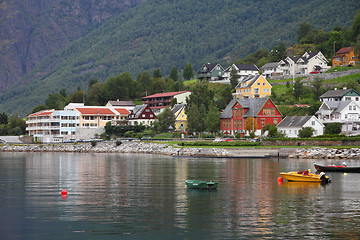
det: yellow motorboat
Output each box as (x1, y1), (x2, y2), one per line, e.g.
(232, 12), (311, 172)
(279, 170), (330, 184)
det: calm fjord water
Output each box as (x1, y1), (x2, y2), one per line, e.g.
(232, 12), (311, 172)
(0, 152), (360, 239)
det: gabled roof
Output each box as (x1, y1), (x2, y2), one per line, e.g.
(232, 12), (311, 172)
(142, 91), (190, 99)
(220, 97), (270, 119)
(171, 104), (186, 119)
(235, 75), (258, 88)
(319, 89), (359, 98)
(76, 108), (115, 115)
(198, 63), (223, 73)
(107, 100), (135, 107)
(335, 47), (353, 54)
(260, 62), (279, 69)
(234, 64), (259, 71)
(277, 116), (312, 128)
(128, 105), (147, 119)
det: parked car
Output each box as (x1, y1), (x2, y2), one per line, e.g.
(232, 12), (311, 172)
(310, 70), (319, 74)
(250, 138), (261, 142)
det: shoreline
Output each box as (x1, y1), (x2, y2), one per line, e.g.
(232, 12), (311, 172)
(1, 141), (359, 159)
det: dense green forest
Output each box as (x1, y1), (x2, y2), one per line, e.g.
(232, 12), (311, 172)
(1, 0), (359, 115)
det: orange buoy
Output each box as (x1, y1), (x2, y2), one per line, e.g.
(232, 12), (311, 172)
(61, 189), (68, 195)
(277, 177), (283, 183)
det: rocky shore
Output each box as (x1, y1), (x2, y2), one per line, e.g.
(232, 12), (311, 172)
(290, 148), (360, 160)
(1, 141), (359, 159)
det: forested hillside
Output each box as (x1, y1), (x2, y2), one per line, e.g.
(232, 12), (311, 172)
(1, 0), (359, 115)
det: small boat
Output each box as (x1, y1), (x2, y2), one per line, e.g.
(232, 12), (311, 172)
(314, 163), (360, 173)
(185, 180), (218, 190)
(279, 170), (330, 184)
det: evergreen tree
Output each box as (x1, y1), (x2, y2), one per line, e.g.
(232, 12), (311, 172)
(169, 67), (178, 82)
(293, 79), (304, 100)
(352, 10), (360, 41)
(0, 112), (8, 124)
(154, 107), (175, 133)
(205, 103), (220, 132)
(230, 66), (240, 89)
(297, 22), (311, 42)
(183, 62), (194, 80)
(153, 69), (162, 79)
(187, 105), (203, 133)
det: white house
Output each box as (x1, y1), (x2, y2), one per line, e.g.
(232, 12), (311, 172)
(319, 88), (360, 103)
(279, 51), (330, 75)
(277, 116), (324, 138)
(223, 64), (259, 81)
(260, 62), (283, 78)
(316, 100), (360, 133)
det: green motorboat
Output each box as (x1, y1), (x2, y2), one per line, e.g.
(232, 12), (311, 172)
(185, 180), (218, 190)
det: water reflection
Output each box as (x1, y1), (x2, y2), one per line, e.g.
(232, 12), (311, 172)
(1, 152), (360, 239)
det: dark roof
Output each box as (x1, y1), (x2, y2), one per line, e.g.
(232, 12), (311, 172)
(319, 89), (353, 98)
(234, 64), (259, 71)
(277, 116), (312, 128)
(219, 98), (269, 119)
(198, 63), (221, 73)
(107, 100), (135, 106)
(235, 75), (259, 88)
(260, 62), (279, 69)
(128, 105), (147, 119)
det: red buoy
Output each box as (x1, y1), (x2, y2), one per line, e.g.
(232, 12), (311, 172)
(277, 177), (283, 183)
(61, 189), (67, 195)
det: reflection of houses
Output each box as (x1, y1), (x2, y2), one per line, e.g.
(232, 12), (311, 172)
(279, 51), (330, 75)
(260, 62), (283, 78)
(142, 91), (191, 115)
(197, 63), (225, 81)
(277, 116), (324, 138)
(332, 47), (359, 67)
(223, 64), (259, 80)
(220, 97), (282, 136)
(127, 105), (157, 126)
(234, 75), (272, 99)
(171, 104), (187, 131)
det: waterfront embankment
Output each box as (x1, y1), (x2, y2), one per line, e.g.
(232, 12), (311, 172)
(1, 141), (359, 159)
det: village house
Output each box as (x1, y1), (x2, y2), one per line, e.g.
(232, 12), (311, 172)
(332, 47), (359, 67)
(260, 62), (283, 78)
(279, 51), (330, 75)
(319, 88), (360, 103)
(142, 91), (191, 115)
(234, 75), (272, 99)
(127, 104), (157, 126)
(223, 63), (259, 81)
(277, 116), (324, 138)
(171, 103), (187, 131)
(219, 97), (282, 136)
(197, 63), (225, 81)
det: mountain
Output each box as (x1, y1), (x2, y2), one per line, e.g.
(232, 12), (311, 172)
(1, 0), (359, 115)
(0, 0), (148, 92)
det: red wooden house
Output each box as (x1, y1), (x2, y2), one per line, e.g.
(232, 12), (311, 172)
(220, 97), (282, 136)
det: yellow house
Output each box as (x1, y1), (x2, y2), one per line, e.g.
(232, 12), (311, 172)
(235, 75), (272, 99)
(171, 104), (188, 131)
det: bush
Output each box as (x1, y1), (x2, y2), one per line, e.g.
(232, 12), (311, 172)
(91, 141), (97, 147)
(298, 127), (314, 138)
(324, 123), (342, 135)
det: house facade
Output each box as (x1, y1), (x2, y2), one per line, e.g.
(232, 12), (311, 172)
(171, 104), (187, 131)
(319, 88), (360, 103)
(260, 62), (283, 78)
(127, 104), (157, 126)
(197, 63), (225, 81)
(223, 64), (259, 80)
(220, 97), (282, 136)
(142, 91), (191, 115)
(234, 75), (272, 99)
(332, 47), (359, 67)
(277, 116), (324, 138)
(316, 100), (360, 133)
(279, 51), (330, 75)
(26, 109), (79, 143)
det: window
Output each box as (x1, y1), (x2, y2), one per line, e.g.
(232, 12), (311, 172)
(346, 97), (351, 100)
(273, 118), (278, 125)
(261, 119), (265, 127)
(263, 108), (275, 115)
(354, 106), (357, 110)
(150, 114), (153, 117)
(257, 82), (260, 85)
(349, 106), (352, 110)
(345, 114), (348, 119)
(263, 88), (269, 93)
(263, 83), (266, 86)
(254, 88), (259, 94)
(356, 97), (359, 101)
(142, 114), (145, 118)
(312, 121), (315, 125)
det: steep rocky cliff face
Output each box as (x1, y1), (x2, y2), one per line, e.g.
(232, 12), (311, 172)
(0, 0), (147, 93)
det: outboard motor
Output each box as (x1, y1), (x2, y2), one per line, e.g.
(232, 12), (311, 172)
(319, 172), (331, 184)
